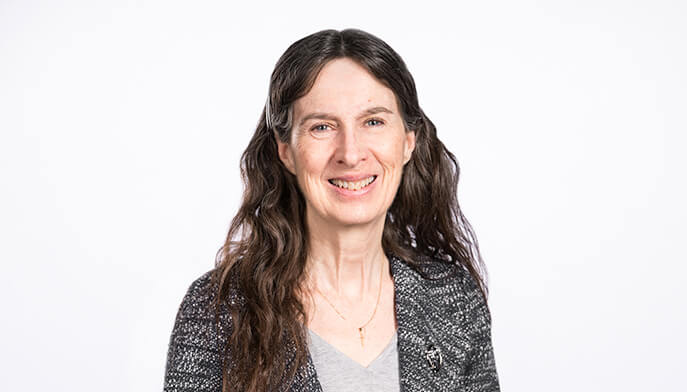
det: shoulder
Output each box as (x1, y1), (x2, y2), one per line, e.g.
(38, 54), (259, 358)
(392, 253), (482, 294)
(177, 270), (218, 316)
(392, 254), (491, 328)
(174, 268), (243, 320)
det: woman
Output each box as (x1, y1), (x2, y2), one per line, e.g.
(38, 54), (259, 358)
(164, 29), (500, 392)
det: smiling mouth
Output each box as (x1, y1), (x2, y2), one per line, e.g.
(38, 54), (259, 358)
(328, 175), (377, 191)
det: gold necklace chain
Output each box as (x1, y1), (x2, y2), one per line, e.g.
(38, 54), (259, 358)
(312, 262), (384, 348)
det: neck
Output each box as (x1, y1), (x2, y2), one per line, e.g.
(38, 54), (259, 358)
(304, 209), (388, 301)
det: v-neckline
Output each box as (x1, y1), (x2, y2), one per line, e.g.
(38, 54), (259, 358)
(307, 327), (398, 370)
(289, 255), (444, 392)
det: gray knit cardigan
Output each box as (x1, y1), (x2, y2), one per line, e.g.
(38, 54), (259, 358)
(164, 255), (500, 391)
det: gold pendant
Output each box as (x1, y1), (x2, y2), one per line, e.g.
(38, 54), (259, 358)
(358, 327), (365, 347)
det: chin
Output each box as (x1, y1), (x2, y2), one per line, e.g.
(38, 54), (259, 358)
(329, 209), (386, 227)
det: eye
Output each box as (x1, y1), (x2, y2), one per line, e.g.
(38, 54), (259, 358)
(366, 118), (385, 127)
(311, 123), (332, 132)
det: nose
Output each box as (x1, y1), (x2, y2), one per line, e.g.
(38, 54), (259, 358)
(335, 126), (366, 167)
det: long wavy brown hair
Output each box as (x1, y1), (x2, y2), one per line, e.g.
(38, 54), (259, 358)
(212, 28), (488, 391)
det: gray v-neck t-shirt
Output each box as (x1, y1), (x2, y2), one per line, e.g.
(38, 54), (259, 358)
(307, 328), (400, 392)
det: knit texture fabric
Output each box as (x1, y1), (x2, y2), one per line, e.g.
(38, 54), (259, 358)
(164, 255), (500, 391)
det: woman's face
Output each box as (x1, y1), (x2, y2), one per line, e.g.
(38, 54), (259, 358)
(276, 57), (416, 229)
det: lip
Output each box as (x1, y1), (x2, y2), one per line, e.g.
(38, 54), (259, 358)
(328, 174), (378, 182)
(327, 174), (378, 197)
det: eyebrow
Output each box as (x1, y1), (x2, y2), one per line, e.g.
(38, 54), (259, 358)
(297, 106), (394, 128)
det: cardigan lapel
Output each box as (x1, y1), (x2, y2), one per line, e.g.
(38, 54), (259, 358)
(389, 255), (454, 391)
(287, 255), (457, 391)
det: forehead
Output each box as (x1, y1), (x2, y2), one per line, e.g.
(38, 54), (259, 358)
(293, 58), (399, 117)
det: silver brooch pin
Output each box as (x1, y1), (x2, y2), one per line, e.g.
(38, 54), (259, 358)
(425, 344), (443, 371)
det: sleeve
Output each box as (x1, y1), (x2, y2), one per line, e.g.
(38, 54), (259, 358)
(163, 273), (224, 392)
(461, 270), (500, 392)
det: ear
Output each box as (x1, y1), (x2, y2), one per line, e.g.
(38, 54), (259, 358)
(275, 132), (296, 175)
(403, 130), (416, 165)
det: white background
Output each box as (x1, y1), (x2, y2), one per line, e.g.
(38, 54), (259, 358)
(1, 0), (685, 391)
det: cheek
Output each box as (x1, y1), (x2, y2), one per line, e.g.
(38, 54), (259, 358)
(377, 136), (408, 172)
(297, 150), (326, 177)
(292, 142), (331, 187)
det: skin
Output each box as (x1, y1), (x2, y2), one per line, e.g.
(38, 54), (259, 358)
(276, 57), (416, 366)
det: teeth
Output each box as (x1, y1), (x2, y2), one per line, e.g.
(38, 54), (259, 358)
(330, 176), (376, 191)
